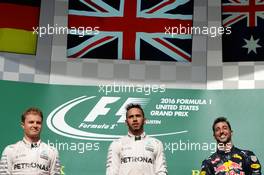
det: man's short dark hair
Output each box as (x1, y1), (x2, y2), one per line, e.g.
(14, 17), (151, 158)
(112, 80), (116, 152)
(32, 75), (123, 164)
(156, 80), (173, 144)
(126, 103), (145, 118)
(212, 117), (232, 133)
(21, 107), (43, 123)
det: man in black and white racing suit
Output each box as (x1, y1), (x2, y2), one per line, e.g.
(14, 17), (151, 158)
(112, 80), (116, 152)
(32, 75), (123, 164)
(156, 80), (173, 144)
(0, 107), (60, 175)
(106, 103), (168, 175)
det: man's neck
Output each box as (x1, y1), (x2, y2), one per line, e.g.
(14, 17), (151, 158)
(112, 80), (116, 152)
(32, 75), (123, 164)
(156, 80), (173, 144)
(129, 130), (143, 136)
(217, 142), (233, 152)
(24, 135), (40, 143)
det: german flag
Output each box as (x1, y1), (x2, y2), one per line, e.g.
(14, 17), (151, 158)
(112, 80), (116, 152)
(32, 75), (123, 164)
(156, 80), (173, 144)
(0, 0), (41, 55)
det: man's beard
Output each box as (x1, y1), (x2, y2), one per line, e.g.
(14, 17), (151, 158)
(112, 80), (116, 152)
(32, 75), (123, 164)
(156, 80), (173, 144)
(129, 124), (144, 133)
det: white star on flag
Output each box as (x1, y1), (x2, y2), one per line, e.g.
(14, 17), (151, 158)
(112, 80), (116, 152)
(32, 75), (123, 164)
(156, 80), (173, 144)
(242, 35), (261, 54)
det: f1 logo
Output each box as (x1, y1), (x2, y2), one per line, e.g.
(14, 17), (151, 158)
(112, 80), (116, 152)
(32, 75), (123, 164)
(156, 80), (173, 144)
(83, 97), (149, 123)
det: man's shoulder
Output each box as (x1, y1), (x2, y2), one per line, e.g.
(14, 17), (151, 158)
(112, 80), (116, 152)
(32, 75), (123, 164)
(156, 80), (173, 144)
(40, 141), (59, 154)
(1, 140), (23, 155)
(202, 151), (219, 163)
(107, 136), (125, 152)
(109, 136), (125, 146)
(145, 135), (163, 145)
(4, 140), (23, 150)
(233, 146), (261, 170)
(233, 147), (257, 158)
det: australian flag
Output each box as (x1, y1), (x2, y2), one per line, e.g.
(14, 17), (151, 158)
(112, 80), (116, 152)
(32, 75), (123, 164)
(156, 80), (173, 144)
(67, 0), (193, 62)
(222, 0), (264, 62)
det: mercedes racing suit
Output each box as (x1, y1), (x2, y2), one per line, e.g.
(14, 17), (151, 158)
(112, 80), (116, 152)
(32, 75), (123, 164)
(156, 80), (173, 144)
(0, 138), (61, 175)
(200, 146), (262, 175)
(106, 132), (168, 175)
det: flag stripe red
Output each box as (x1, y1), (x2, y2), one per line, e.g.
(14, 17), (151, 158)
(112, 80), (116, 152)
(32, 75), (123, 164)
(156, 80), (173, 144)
(70, 36), (114, 58)
(0, 3), (40, 31)
(223, 14), (244, 27)
(146, 0), (176, 13)
(230, 0), (240, 3)
(68, 16), (192, 33)
(83, 0), (108, 12)
(154, 38), (191, 62)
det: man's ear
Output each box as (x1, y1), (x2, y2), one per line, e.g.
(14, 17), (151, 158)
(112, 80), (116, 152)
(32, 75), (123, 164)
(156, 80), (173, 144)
(213, 131), (216, 139)
(21, 122), (24, 129)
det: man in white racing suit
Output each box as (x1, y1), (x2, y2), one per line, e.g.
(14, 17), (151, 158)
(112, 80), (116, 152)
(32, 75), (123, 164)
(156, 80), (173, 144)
(106, 103), (168, 175)
(0, 107), (61, 175)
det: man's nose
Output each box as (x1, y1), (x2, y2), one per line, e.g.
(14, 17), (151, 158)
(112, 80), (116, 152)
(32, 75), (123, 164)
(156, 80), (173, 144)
(132, 116), (137, 120)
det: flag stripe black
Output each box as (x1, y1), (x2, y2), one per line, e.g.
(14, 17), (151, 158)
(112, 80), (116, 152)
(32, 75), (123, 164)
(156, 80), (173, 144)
(0, 0), (41, 7)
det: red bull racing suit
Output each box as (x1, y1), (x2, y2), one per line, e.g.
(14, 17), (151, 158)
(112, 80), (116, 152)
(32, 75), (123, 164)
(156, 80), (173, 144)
(0, 138), (61, 175)
(106, 132), (168, 175)
(200, 146), (262, 175)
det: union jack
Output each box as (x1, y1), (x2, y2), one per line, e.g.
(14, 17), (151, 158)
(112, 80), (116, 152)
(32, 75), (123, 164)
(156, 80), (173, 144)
(222, 0), (264, 27)
(67, 0), (193, 62)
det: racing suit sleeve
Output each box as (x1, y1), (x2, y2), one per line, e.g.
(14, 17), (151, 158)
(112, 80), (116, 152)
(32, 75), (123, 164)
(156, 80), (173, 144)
(244, 151), (262, 175)
(154, 140), (168, 175)
(50, 148), (61, 175)
(200, 159), (214, 175)
(106, 141), (121, 175)
(0, 146), (12, 175)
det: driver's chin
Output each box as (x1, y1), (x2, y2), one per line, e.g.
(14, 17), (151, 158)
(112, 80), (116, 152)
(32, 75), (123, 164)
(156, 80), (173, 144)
(133, 127), (141, 131)
(217, 138), (230, 144)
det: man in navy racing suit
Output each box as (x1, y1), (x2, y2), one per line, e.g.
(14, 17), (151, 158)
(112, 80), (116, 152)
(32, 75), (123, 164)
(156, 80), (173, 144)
(200, 117), (261, 175)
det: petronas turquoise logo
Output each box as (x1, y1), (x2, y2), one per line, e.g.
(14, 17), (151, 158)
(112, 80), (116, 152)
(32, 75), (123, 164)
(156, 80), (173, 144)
(47, 96), (187, 141)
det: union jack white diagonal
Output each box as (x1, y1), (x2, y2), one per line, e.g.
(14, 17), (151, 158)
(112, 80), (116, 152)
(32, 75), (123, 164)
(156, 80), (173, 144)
(67, 0), (194, 62)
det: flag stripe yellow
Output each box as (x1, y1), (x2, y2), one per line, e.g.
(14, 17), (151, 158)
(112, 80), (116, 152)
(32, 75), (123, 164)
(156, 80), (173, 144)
(0, 28), (37, 55)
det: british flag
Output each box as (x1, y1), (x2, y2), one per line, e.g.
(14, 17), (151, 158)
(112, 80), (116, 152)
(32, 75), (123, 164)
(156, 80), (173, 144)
(222, 0), (264, 62)
(67, 0), (193, 62)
